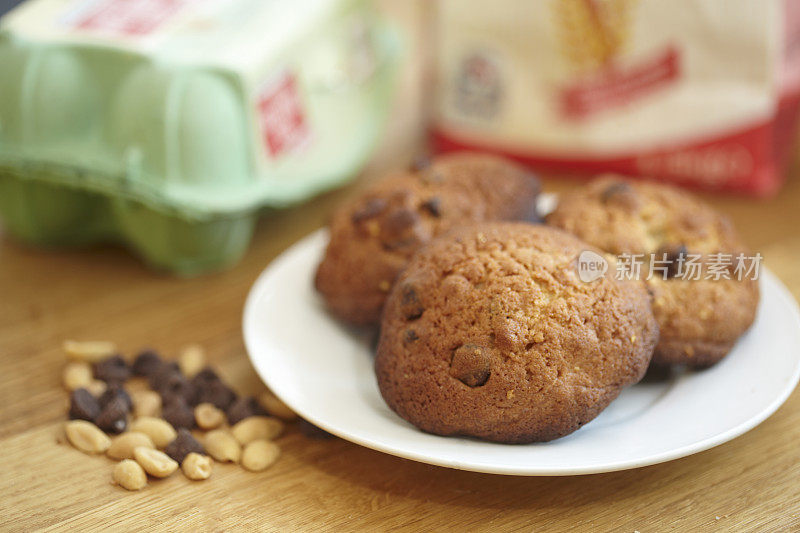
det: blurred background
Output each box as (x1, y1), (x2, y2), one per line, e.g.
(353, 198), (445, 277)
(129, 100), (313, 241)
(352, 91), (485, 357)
(0, 0), (798, 290)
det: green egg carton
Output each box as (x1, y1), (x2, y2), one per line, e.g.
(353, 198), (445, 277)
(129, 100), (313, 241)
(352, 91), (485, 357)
(0, 0), (399, 275)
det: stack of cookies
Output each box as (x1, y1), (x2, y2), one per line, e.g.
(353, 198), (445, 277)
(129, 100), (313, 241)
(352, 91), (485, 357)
(547, 176), (759, 368)
(315, 154), (759, 444)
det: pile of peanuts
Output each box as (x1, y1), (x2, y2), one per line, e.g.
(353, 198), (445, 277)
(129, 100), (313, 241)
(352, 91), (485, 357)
(60, 340), (301, 491)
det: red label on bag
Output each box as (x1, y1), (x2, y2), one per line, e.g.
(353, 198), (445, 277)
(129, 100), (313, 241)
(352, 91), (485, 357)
(257, 71), (311, 158)
(432, 120), (781, 196)
(560, 47), (680, 119)
(70, 0), (190, 36)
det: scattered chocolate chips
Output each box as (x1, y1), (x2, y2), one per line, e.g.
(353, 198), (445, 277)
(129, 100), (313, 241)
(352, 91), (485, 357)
(164, 428), (205, 463)
(162, 396), (196, 430)
(61, 343), (300, 483)
(132, 349), (162, 377)
(95, 397), (129, 434)
(99, 385), (133, 412)
(68, 388), (100, 422)
(351, 198), (387, 224)
(226, 396), (267, 426)
(420, 197), (442, 217)
(399, 283), (424, 320)
(93, 354), (131, 384)
(450, 344), (492, 387)
(655, 243), (689, 278)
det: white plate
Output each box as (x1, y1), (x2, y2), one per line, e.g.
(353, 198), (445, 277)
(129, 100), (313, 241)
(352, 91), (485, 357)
(243, 229), (800, 476)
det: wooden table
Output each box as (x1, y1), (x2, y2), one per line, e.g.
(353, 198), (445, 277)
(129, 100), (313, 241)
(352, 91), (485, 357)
(3, 3), (800, 531)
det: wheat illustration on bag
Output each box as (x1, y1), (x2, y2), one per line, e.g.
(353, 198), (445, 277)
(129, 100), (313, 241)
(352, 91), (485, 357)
(555, 0), (638, 71)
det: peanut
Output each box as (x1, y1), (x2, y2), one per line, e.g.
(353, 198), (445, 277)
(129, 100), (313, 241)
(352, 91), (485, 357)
(132, 390), (162, 419)
(133, 447), (178, 478)
(63, 340), (117, 363)
(231, 416), (284, 446)
(204, 430), (241, 463)
(107, 431), (155, 460)
(86, 379), (107, 397)
(241, 440), (280, 472)
(62, 361), (93, 391)
(178, 344), (205, 377)
(65, 420), (111, 454)
(113, 459), (147, 491)
(181, 452), (213, 481)
(129, 417), (177, 449)
(194, 403), (225, 430)
(55, 424), (67, 445)
(258, 391), (297, 421)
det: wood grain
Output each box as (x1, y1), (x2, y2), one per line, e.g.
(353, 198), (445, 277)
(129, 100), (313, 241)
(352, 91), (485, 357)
(2, 2), (800, 531)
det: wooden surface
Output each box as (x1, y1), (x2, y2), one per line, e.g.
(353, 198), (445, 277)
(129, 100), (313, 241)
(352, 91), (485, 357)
(3, 3), (800, 531)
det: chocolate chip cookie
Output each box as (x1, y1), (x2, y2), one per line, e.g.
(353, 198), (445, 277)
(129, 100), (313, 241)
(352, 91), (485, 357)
(375, 223), (658, 443)
(315, 153), (541, 325)
(547, 176), (759, 367)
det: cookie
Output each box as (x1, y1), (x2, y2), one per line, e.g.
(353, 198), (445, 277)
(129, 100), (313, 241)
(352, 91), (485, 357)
(315, 153), (540, 325)
(375, 223), (658, 443)
(547, 176), (759, 367)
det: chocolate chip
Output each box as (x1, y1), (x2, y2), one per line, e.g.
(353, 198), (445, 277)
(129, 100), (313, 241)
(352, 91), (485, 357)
(601, 182), (632, 202)
(450, 344), (491, 387)
(92, 354), (131, 384)
(161, 396), (195, 429)
(351, 198), (387, 224)
(164, 428), (205, 463)
(380, 208), (421, 249)
(298, 419), (335, 440)
(95, 397), (128, 434)
(99, 385), (133, 412)
(226, 396), (267, 426)
(403, 329), (419, 344)
(399, 283), (424, 320)
(409, 155), (431, 172)
(194, 379), (237, 410)
(384, 208), (418, 232)
(68, 388), (100, 422)
(191, 367), (236, 411)
(157, 373), (195, 404)
(132, 349), (162, 377)
(148, 361), (181, 391)
(600, 181), (641, 211)
(655, 243), (689, 278)
(191, 366), (220, 385)
(420, 197), (442, 217)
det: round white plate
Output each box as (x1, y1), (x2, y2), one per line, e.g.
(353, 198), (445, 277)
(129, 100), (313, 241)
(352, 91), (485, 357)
(243, 229), (800, 476)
